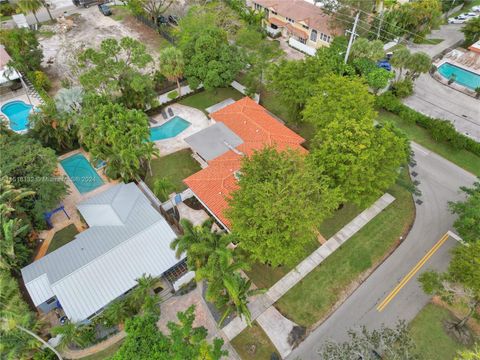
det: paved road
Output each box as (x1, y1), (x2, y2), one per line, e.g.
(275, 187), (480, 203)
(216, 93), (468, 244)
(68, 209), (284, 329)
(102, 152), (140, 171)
(288, 142), (476, 360)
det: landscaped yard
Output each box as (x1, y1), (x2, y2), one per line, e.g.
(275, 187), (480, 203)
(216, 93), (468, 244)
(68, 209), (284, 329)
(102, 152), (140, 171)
(47, 224), (78, 254)
(231, 321), (278, 360)
(275, 168), (415, 328)
(409, 303), (476, 360)
(378, 111), (480, 177)
(178, 88), (244, 113)
(81, 339), (124, 360)
(144, 149), (201, 195)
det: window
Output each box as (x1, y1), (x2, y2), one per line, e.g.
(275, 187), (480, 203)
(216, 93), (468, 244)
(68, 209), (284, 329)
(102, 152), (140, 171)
(254, 3), (262, 11)
(302, 24), (309, 29)
(310, 29), (317, 42)
(272, 10), (277, 15)
(299, 37), (307, 44)
(286, 17), (295, 23)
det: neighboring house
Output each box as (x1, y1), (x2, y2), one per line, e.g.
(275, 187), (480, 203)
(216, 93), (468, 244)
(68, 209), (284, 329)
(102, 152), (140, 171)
(184, 97), (306, 230)
(0, 45), (22, 90)
(468, 40), (480, 54)
(252, 0), (341, 55)
(21, 183), (186, 323)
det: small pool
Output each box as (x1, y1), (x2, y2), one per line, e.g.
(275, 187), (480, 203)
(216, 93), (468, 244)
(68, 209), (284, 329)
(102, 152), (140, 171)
(150, 116), (191, 141)
(1, 100), (33, 132)
(60, 154), (104, 194)
(438, 63), (480, 90)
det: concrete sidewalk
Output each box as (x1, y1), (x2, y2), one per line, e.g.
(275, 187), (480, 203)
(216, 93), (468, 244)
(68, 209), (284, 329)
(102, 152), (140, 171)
(221, 193), (396, 357)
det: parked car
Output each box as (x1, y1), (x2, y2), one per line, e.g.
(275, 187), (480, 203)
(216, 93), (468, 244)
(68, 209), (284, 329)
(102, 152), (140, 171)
(98, 3), (111, 15)
(472, 5), (480, 12)
(168, 15), (179, 26)
(157, 15), (168, 25)
(448, 15), (467, 24)
(463, 12), (478, 18)
(72, 0), (100, 7)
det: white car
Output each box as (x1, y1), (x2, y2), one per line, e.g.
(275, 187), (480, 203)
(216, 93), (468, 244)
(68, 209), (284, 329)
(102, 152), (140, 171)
(472, 5), (480, 12)
(448, 15), (468, 24)
(463, 12), (479, 18)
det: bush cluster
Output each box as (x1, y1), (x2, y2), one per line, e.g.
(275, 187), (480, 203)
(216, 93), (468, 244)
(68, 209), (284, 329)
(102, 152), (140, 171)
(376, 92), (480, 155)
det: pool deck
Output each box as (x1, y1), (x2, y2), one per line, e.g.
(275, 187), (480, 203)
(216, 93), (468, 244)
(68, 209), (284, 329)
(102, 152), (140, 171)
(150, 104), (211, 156)
(35, 149), (118, 260)
(0, 92), (42, 133)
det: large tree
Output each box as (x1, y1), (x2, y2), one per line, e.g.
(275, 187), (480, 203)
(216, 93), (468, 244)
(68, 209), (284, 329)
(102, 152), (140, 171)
(419, 242), (480, 338)
(111, 306), (227, 359)
(449, 182), (480, 244)
(125, 0), (175, 23)
(0, 130), (68, 228)
(350, 38), (385, 62)
(320, 322), (418, 360)
(78, 102), (158, 181)
(462, 17), (480, 47)
(0, 28), (43, 73)
(182, 27), (244, 91)
(78, 37), (156, 109)
(158, 46), (184, 96)
(227, 147), (341, 266)
(17, 0), (41, 24)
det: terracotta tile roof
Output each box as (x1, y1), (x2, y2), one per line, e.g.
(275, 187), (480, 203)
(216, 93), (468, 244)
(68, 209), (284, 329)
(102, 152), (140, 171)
(269, 17), (287, 27)
(255, 0), (342, 36)
(286, 23), (308, 40)
(184, 97), (306, 229)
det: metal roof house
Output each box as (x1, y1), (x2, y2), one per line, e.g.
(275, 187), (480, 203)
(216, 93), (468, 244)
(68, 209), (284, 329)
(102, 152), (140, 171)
(21, 183), (184, 323)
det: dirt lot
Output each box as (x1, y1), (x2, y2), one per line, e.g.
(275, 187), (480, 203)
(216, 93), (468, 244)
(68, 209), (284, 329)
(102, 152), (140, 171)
(38, 6), (168, 93)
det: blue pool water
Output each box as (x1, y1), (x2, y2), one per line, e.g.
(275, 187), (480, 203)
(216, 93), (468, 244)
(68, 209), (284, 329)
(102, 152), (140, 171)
(1, 100), (33, 132)
(438, 63), (480, 90)
(149, 116), (191, 141)
(60, 154), (104, 194)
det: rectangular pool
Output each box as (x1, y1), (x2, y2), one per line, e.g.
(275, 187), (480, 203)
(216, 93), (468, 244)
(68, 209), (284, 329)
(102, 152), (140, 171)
(60, 154), (104, 194)
(150, 116), (191, 141)
(438, 63), (480, 90)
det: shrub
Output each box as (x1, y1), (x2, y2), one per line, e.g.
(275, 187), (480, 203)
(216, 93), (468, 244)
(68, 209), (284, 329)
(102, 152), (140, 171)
(376, 92), (480, 156)
(0, 2), (17, 17)
(167, 90), (178, 100)
(29, 70), (52, 92)
(391, 79), (413, 98)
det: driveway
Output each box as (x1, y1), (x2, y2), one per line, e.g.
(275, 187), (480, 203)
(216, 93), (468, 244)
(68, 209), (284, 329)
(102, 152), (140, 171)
(408, 23), (464, 58)
(287, 142), (476, 359)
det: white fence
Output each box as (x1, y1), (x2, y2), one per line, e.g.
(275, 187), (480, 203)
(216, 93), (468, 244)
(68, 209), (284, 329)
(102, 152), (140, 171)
(288, 38), (317, 56)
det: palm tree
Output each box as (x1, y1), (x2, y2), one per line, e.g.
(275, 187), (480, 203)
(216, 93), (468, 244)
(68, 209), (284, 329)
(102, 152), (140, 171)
(153, 177), (174, 202)
(39, 0), (54, 22)
(0, 215), (30, 271)
(390, 46), (411, 82)
(158, 47), (185, 96)
(102, 299), (130, 328)
(17, 0), (42, 24)
(220, 273), (264, 326)
(0, 176), (35, 214)
(51, 322), (93, 350)
(128, 274), (158, 310)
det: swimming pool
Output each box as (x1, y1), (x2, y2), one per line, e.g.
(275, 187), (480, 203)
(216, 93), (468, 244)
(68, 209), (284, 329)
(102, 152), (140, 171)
(60, 154), (104, 194)
(438, 63), (480, 90)
(1, 100), (33, 132)
(150, 116), (191, 141)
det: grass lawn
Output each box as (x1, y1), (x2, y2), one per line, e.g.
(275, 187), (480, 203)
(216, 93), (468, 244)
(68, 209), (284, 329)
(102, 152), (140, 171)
(144, 149), (201, 195)
(409, 303), (474, 360)
(231, 321), (278, 360)
(319, 203), (363, 239)
(178, 88), (244, 113)
(111, 5), (129, 21)
(81, 339), (124, 360)
(414, 38), (443, 45)
(378, 111), (480, 177)
(275, 168), (415, 328)
(47, 224), (78, 254)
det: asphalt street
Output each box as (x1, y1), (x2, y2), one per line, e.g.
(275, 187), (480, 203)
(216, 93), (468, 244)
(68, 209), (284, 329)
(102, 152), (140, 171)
(288, 142), (476, 360)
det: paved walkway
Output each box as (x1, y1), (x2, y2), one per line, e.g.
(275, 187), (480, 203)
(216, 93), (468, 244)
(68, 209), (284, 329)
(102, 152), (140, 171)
(408, 23), (464, 58)
(221, 193), (396, 356)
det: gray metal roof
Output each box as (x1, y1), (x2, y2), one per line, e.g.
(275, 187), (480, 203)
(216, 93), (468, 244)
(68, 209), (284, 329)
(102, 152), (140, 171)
(185, 123), (243, 161)
(21, 183), (183, 322)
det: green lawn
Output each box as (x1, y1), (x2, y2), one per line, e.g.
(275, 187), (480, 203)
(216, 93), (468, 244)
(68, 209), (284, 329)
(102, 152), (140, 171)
(47, 224), (78, 254)
(81, 339), (124, 360)
(319, 203), (363, 239)
(231, 321), (278, 360)
(378, 111), (480, 177)
(275, 169), (415, 328)
(178, 88), (244, 113)
(409, 304), (473, 360)
(145, 149), (201, 194)
(414, 38), (443, 45)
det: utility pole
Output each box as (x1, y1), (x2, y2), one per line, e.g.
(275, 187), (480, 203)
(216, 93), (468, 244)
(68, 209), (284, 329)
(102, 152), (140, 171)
(376, 12), (384, 40)
(344, 12), (360, 64)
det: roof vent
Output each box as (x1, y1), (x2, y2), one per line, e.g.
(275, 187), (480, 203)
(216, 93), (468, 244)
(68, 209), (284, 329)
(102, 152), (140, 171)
(234, 171), (242, 181)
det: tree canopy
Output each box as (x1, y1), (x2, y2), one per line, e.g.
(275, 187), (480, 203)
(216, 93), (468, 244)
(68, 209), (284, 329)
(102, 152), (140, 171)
(462, 17), (480, 46)
(111, 306), (227, 360)
(0, 130), (68, 228)
(182, 27), (244, 91)
(78, 37), (156, 109)
(449, 182), (480, 244)
(227, 147), (341, 266)
(158, 46), (185, 95)
(78, 101), (158, 181)
(0, 28), (43, 73)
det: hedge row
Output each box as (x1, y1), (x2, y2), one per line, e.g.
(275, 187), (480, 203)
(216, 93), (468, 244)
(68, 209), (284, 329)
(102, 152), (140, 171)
(376, 92), (480, 156)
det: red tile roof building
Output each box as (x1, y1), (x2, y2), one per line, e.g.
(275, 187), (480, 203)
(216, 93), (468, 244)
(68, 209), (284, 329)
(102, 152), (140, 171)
(184, 97), (306, 229)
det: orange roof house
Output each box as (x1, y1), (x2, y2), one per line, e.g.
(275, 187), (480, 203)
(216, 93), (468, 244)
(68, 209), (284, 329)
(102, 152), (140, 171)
(184, 97), (306, 229)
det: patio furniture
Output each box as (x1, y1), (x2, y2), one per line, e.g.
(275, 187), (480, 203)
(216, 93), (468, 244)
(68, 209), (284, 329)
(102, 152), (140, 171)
(161, 109), (168, 119)
(168, 107), (174, 117)
(149, 117), (158, 124)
